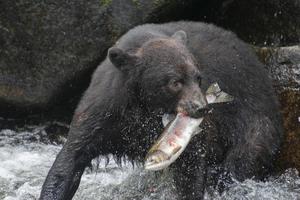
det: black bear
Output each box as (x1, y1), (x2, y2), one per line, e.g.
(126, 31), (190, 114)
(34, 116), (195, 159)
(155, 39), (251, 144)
(39, 21), (283, 200)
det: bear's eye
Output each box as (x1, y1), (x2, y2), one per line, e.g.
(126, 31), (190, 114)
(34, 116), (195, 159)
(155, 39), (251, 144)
(196, 75), (202, 86)
(168, 79), (183, 92)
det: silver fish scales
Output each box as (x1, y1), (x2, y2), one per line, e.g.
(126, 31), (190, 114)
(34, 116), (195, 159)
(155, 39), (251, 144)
(144, 83), (234, 171)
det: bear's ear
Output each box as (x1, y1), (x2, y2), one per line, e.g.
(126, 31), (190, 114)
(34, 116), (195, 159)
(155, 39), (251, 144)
(172, 30), (187, 44)
(108, 47), (138, 72)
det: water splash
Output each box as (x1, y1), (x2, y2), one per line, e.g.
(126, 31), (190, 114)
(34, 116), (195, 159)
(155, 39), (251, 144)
(0, 128), (299, 200)
(205, 169), (300, 200)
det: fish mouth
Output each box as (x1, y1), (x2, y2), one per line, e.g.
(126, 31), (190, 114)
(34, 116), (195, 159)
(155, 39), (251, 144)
(144, 144), (182, 171)
(144, 159), (171, 171)
(144, 150), (171, 171)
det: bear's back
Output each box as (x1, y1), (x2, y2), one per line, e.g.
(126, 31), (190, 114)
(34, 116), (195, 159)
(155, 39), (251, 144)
(113, 22), (282, 141)
(116, 21), (279, 114)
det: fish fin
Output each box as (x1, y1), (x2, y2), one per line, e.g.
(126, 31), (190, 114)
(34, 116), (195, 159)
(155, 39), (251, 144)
(214, 91), (234, 103)
(206, 82), (234, 104)
(206, 82), (221, 94)
(206, 94), (216, 104)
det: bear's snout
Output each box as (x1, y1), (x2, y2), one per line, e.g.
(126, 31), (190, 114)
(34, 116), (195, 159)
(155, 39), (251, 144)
(176, 86), (208, 117)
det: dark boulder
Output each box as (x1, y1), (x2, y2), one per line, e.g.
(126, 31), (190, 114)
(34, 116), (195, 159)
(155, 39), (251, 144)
(0, 0), (193, 119)
(219, 0), (300, 46)
(182, 0), (300, 46)
(256, 46), (300, 90)
(256, 45), (300, 171)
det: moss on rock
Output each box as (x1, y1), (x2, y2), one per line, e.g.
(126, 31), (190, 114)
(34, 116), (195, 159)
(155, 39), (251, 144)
(100, 0), (112, 6)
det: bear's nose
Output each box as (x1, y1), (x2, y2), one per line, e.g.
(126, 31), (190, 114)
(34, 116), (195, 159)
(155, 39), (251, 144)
(189, 98), (209, 117)
(195, 106), (210, 117)
(177, 100), (209, 118)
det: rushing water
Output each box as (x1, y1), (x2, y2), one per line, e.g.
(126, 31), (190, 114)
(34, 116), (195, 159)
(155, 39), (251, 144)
(0, 127), (300, 200)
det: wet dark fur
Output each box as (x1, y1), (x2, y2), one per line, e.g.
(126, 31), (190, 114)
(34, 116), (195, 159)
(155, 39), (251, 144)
(40, 21), (283, 200)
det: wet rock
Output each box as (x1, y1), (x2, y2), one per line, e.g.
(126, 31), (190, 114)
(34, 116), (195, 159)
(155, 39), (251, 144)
(173, 0), (300, 46)
(277, 90), (300, 172)
(0, 0), (193, 118)
(218, 0), (300, 46)
(256, 46), (300, 172)
(256, 45), (300, 90)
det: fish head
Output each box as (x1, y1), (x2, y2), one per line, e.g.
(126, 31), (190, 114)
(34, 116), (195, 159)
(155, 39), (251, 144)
(144, 150), (172, 171)
(144, 159), (172, 171)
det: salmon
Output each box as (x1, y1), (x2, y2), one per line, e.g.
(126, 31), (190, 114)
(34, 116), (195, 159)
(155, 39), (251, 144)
(145, 113), (203, 171)
(144, 83), (233, 171)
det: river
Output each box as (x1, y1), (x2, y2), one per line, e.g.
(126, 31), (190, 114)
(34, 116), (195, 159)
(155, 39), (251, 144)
(0, 127), (300, 200)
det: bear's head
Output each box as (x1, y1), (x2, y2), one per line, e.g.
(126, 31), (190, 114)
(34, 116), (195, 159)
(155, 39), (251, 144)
(108, 30), (208, 117)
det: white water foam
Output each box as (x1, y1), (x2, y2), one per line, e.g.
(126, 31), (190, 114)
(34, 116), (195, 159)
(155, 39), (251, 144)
(0, 128), (299, 200)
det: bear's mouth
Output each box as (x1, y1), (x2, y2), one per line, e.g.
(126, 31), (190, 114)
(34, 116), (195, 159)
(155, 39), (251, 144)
(144, 83), (234, 171)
